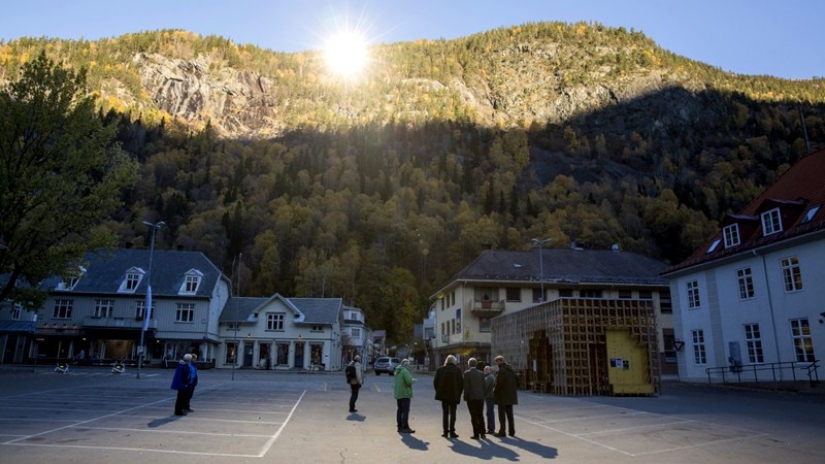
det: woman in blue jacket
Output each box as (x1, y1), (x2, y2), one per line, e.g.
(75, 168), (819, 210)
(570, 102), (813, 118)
(170, 354), (192, 416)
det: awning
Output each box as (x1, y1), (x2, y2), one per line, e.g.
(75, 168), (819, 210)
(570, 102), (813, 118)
(0, 321), (36, 333)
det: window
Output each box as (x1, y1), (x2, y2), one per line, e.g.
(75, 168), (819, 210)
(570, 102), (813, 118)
(175, 303), (195, 323)
(479, 317), (491, 332)
(781, 256), (803, 292)
(225, 342), (237, 364)
(580, 289), (603, 298)
(310, 325), (323, 332)
(532, 288), (544, 302)
(179, 270), (203, 294)
(11, 304), (21, 320)
(761, 208), (782, 235)
(505, 287), (521, 302)
(53, 299), (73, 319)
(687, 281), (701, 309)
(790, 319), (815, 362)
(558, 288), (573, 298)
(638, 290), (652, 300)
(135, 300), (154, 320)
(723, 224), (741, 248)
(94, 299), (114, 318)
(351, 327), (361, 338)
(618, 290), (632, 299)
(744, 324), (764, 364)
(692, 330), (707, 365)
(226, 322), (239, 330)
(660, 290), (672, 314)
(737, 268), (755, 299)
(267, 313), (285, 331)
(117, 268), (145, 293)
(800, 205), (820, 224)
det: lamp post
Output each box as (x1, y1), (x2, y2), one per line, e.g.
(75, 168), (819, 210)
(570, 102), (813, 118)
(138, 220), (165, 379)
(531, 238), (551, 302)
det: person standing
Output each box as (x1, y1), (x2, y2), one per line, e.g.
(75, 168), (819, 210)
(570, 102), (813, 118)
(183, 353), (198, 413)
(394, 358), (416, 433)
(348, 355), (364, 413)
(483, 365), (496, 435)
(170, 354), (192, 416)
(463, 358), (486, 439)
(433, 355), (463, 438)
(493, 355), (519, 437)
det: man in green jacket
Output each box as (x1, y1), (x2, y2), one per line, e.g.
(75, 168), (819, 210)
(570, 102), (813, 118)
(394, 358), (416, 433)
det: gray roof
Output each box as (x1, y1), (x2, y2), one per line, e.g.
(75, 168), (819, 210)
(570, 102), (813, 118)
(434, 248), (667, 296)
(44, 248), (228, 297)
(219, 295), (342, 326)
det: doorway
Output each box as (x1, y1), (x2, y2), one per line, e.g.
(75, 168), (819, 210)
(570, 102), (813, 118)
(294, 342), (305, 368)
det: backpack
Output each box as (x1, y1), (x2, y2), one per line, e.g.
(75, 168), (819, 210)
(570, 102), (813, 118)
(345, 364), (357, 383)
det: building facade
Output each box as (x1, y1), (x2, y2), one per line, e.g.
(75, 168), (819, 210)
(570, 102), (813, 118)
(430, 247), (673, 374)
(218, 294), (344, 371)
(662, 148), (825, 384)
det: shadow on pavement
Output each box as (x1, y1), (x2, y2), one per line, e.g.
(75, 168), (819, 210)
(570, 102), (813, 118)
(503, 436), (558, 459)
(400, 433), (428, 450)
(147, 416), (183, 428)
(448, 437), (521, 461)
(346, 412), (365, 422)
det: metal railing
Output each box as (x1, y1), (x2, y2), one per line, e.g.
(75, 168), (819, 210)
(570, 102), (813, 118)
(706, 360), (820, 388)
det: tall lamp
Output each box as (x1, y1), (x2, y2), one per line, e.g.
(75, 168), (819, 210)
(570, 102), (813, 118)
(531, 238), (551, 302)
(138, 220), (165, 379)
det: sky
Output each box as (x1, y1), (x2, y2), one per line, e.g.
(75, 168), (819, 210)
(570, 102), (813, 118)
(1, 0), (822, 80)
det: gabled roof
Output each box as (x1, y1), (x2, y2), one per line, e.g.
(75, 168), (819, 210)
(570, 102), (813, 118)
(218, 295), (342, 326)
(663, 147), (825, 276)
(44, 248), (229, 297)
(432, 248), (668, 297)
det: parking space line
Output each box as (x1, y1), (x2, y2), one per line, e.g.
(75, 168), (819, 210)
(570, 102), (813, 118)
(257, 389), (306, 458)
(78, 426), (273, 438)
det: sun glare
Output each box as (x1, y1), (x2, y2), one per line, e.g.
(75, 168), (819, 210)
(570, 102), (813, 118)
(323, 30), (369, 79)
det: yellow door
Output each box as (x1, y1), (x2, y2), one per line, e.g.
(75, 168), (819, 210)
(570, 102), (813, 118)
(605, 329), (654, 395)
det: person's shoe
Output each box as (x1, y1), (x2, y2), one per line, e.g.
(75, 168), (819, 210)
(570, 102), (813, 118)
(441, 432), (448, 438)
(487, 429), (496, 434)
(509, 431), (516, 437)
(184, 409), (194, 413)
(471, 435), (480, 439)
(481, 434), (486, 439)
(174, 411), (187, 416)
(494, 431), (506, 437)
(349, 409), (357, 413)
(401, 428), (415, 434)
(449, 432), (459, 438)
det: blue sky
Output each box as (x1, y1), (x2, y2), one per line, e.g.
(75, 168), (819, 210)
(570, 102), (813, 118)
(1, 0), (822, 80)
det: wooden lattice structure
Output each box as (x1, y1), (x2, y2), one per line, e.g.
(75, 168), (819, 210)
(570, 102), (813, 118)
(491, 298), (660, 396)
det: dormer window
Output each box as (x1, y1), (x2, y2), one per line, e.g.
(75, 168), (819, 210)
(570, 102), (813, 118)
(723, 224), (740, 248)
(179, 269), (204, 295)
(119, 267), (145, 293)
(761, 208), (782, 236)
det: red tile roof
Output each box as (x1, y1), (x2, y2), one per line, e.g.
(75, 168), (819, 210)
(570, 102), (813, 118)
(662, 147), (825, 276)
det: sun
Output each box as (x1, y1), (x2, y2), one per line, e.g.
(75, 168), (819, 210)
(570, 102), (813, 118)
(323, 29), (370, 79)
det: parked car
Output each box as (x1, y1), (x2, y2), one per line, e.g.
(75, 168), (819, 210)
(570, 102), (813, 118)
(373, 356), (400, 375)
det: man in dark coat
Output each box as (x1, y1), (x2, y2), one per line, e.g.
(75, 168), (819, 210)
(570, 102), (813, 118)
(170, 354), (192, 416)
(493, 355), (519, 437)
(433, 354), (463, 438)
(463, 357), (487, 439)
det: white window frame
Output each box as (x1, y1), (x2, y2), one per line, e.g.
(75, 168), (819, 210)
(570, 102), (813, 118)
(723, 223), (740, 247)
(179, 270), (204, 295)
(119, 268), (145, 293)
(761, 208), (782, 235)
(175, 303), (195, 323)
(780, 256), (803, 292)
(351, 327), (361, 338)
(744, 324), (764, 364)
(692, 329), (707, 365)
(687, 280), (701, 309)
(94, 299), (114, 318)
(736, 267), (755, 300)
(11, 304), (21, 320)
(790, 318), (815, 362)
(53, 299), (73, 319)
(267, 312), (285, 331)
(135, 300), (154, 320)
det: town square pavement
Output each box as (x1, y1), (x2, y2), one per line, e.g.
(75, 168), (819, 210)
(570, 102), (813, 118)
(1, 365), (824, 463)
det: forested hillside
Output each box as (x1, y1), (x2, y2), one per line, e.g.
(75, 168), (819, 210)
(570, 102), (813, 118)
(2, 22), (824, 342)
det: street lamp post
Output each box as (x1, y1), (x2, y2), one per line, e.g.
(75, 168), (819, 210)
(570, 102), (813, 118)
(138, 220), (165, 379)
(531, 238), (551, 302)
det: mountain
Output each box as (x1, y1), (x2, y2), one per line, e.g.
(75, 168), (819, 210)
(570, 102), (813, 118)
(2, 22), (825, 341)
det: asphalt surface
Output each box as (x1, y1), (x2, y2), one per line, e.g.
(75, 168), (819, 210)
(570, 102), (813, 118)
(1, 365), (824, 463)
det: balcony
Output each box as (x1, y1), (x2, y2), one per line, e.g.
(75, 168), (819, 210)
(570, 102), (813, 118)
(82, 316), (157, 330)
(470, 299), (505, 317)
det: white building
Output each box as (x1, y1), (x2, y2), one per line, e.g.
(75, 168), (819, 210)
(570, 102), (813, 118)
(662, 147), (825, 384)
